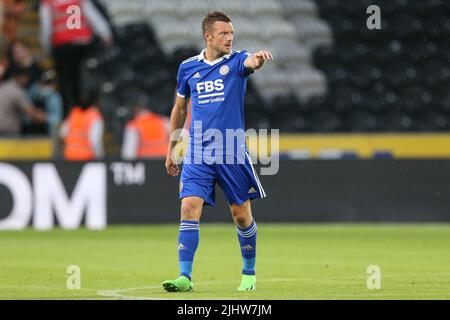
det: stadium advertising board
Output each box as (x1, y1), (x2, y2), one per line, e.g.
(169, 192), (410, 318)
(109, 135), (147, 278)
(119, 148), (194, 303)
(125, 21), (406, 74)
(0, 160), (449, 230)
(0, 161), (182, 230)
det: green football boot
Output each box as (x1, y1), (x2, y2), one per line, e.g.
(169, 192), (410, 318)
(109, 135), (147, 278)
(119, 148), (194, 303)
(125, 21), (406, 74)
(237, 274), (256, 291)
(163, 276), (194, 292)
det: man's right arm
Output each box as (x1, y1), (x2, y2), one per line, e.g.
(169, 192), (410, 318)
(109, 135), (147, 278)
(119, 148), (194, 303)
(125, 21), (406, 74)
(25, 106), (47, 124)
(165, 95), (189, 176)
(16, 85), (47, 123)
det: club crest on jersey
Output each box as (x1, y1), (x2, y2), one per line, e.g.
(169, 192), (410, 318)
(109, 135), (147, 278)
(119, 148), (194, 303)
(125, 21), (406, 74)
(220, 65), (229, 75)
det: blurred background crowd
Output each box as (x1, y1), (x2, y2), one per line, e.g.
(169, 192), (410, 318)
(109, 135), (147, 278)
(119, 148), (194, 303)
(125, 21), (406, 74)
(0, 0), (449, 160)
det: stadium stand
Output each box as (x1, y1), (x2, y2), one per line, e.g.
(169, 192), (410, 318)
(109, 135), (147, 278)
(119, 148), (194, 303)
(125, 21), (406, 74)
(90, 0), (450, 136)
(313, 0), (450, 132)
(3, 0), (449, 149)
(94, 0), (331, 137)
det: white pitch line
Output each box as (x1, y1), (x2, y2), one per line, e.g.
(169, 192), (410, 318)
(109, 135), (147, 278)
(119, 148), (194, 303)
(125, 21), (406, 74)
(97, 285), (450, 300)
(96, 279), (298, 300)
(97, 286), (175, 300)
(96, 276), (450, 300)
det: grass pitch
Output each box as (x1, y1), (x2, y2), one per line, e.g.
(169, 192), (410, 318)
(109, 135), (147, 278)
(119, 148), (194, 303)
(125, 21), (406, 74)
(0, 224), (449, 300)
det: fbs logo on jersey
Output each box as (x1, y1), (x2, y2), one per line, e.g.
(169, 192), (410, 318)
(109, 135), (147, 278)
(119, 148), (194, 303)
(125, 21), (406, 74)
(178, 243), (186, 250)
(196, 79), (224, 94)
(248, 187), (257, 194)
(241, 244), (253, 251)
(193, 72), (201, 79)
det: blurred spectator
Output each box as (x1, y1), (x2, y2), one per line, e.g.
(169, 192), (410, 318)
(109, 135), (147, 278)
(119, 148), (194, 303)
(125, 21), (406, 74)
(0, 66), (47, 136)
(3, 40), (42, 87)
(27, 69), (63, 137)
(59, 94), (104, 161)
(2, 41), (62, 138)
(2, 0), (27, 42)
(121, 103), (170, 160)
(39, 0), (113, 114)
(0, 1), (4, 36)
(0, 54), (6, 83)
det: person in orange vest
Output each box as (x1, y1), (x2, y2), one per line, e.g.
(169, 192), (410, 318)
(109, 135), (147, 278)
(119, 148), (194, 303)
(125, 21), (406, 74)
(59, 95), (104, 161)
(39, 0), (113, 114)
(121, 103), (170, 160)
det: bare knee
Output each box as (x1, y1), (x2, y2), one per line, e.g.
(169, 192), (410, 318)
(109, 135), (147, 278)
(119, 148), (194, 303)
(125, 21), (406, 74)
(181, 197), (203, 221)
(231, 201), (253, 228)
(235, 215), (249, 226)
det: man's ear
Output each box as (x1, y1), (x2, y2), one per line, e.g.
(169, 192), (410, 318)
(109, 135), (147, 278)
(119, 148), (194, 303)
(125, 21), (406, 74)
(204, 30), (211, 42)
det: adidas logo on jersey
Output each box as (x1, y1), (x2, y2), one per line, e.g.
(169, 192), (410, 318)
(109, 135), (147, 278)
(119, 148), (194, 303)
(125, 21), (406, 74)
(241, 245), (253, 251)
(193, 72), (201, 79)
(248, 187), (257, 194)
(178, 243), (186, 250)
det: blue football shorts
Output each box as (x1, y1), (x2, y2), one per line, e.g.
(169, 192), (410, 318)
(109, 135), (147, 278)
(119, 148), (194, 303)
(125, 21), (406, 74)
(179, 152), (267, 206)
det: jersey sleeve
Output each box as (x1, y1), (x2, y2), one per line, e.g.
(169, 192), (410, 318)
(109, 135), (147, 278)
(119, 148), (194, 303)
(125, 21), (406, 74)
(237, 50), (254, 78)
(176, 64), (191, 98)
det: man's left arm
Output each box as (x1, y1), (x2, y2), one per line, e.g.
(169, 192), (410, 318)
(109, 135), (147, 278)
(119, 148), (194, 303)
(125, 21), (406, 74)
(39, 1), (52, 55)
(244, 50), (274, 72)
(121, 125), (138, 160)
(83, 0), (113, 46)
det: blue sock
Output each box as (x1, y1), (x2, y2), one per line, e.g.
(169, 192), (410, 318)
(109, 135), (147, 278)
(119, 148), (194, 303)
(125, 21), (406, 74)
(236, 219), (257, 275)
(178, 220), (199, 281)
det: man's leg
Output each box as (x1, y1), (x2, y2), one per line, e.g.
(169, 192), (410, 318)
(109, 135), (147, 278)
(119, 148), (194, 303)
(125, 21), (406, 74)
(178, 196), (203, 281)
(163, 196), (203, 292)
(71, 43), (91, 106)
(230, 200), (257, 291)
(52, 46), (72, 115)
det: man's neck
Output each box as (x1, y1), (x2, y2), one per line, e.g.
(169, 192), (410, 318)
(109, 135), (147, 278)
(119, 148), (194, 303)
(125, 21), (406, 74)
(204, 48), (223, 62)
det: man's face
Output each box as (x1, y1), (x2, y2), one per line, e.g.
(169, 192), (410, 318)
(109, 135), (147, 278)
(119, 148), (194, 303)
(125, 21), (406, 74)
(12, 43), (30, 65)
(205, 21), (234, 55)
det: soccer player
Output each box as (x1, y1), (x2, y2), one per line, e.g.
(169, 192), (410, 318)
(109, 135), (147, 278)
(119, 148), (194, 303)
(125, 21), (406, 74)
(163, 11), (273, 292)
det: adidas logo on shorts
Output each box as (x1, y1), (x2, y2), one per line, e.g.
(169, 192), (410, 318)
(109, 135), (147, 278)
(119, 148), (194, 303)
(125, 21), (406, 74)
(248, 187), (257, 194)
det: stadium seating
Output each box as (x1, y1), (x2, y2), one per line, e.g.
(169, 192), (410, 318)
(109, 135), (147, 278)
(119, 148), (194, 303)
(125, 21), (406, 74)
(313, 0), (450, 132)
(92, 0), (450, 134)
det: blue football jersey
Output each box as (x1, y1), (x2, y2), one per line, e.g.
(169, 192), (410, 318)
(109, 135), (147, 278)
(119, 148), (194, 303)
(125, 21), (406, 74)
(176, 49), (253, 162)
